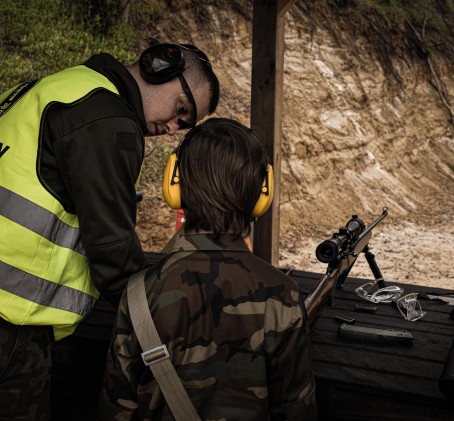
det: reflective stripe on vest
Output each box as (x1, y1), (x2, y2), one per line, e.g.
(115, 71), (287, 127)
(0, 261), (96, 317)
(0, 65), (121, 340)
(0, 186), (85, 254)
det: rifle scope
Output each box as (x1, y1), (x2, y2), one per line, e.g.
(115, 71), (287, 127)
(316, 216), (365, 264)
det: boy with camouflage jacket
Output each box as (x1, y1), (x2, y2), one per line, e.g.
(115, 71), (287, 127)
(98, 118), (318, 420)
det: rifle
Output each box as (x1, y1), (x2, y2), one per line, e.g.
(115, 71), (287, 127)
(304, 207), (389, 330)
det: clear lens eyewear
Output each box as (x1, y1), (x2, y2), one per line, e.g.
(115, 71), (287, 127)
(355, 279), (426, 321)
(355, 278), (404, 304)
(395, 293), (427, 322)
(177, 74), (197, 128)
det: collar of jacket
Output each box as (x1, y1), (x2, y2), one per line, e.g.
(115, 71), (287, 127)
(169, 233), (251, 254)
(84, 53), (148, 135)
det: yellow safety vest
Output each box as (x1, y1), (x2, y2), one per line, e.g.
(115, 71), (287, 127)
(0, 66), (120, 340)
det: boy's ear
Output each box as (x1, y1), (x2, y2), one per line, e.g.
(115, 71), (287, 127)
(162, 153), (181, 209)
(252, 164), (274, 217)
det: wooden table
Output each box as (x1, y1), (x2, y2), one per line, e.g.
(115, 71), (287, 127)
(294, 270), (454, 421)
(50, 253), (454, 420)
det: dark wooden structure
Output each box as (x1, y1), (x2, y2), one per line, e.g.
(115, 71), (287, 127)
(296, 271), (454, 421)
(50, 253), (454, 421)
(250, 0), (295, 265)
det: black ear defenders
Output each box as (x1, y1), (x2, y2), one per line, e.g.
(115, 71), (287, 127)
(139, 44), (185, 84)
(139, 43), (210, 85)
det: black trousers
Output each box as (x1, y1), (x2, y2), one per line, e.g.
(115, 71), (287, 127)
(0, 317), (52, 421)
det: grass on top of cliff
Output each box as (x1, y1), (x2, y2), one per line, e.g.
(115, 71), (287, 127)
(342, 0), (454, 32)
(296, 0), (454, 94)
(2, 0), (454, 94)
(0, 0), (139, 92)
(303, 0), (454, 58)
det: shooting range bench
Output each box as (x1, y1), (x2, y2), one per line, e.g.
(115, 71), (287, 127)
(50, 252), (454, 420)
(295, 269), (454, 421)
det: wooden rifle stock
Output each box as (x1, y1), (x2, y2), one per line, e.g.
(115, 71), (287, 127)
(304, 208), (388, 331)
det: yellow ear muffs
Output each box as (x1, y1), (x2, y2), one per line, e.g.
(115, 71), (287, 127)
(162, 153), (181, 209)
(163, 156), (274, 216)
(252, 164), (274, 217)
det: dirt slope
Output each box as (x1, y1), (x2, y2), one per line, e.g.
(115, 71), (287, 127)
(135, 2), (454, 290)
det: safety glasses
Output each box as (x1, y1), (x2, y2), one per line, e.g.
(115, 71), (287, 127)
(178, 74), (197, 129)
(394, 293), (427, 322)
(355, 279), (426, 321)
(175, 44), (212, 129)
(355, 279), (404, 303)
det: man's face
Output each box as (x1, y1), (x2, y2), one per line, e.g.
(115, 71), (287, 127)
(145, 75), (211, 137)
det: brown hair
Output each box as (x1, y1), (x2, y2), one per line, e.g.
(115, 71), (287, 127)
(178, 118), (269, 237)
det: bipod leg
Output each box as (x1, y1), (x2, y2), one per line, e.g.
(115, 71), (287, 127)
(363, 245), (386, 288)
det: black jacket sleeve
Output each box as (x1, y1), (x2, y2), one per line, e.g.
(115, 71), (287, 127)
(42, 91), (147, 308)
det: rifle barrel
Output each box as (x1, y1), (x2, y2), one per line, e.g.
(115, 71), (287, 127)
(356, 207), (388, 244)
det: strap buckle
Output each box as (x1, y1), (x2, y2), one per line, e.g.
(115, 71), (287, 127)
(141, 344), (170, 366)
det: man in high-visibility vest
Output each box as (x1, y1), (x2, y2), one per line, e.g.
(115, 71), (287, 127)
(0, 43), (219, 420)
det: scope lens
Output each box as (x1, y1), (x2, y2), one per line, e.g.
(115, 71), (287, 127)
(316, 241), (338, 263)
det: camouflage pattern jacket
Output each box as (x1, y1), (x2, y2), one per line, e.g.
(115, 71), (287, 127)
(99, 233), (318, 420)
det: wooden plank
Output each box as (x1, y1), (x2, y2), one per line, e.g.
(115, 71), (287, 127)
(293, 270), (454, 420)
(250, 0), (287, 265)
(314, 383), (452, 421)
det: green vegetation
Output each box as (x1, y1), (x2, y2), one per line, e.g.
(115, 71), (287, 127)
(306, 0), (454, 86)
(0, 0), (146, 92)
(328, 0), (454, 32)
(363, 0), (454, 31)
